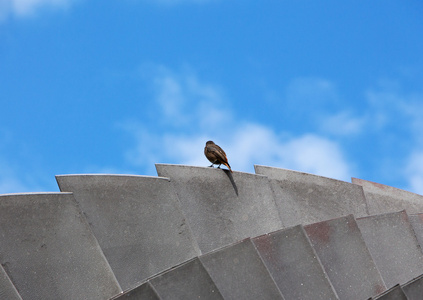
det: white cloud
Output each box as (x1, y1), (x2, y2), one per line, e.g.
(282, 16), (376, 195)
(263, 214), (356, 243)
(1, 0), (71, 20)
(122, 65), (353, 181)
(147, 65), (231, 129)
(320, 111), (367, 136)
(142, 0), (214, 5)
(285, 77), (339, 108)
(0, 159), (37, 194)
(366, 83), (423, 194)
(406, 151), (423, 195)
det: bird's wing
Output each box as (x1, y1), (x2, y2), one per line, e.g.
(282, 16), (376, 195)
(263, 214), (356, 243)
(207, 144), (228, 163)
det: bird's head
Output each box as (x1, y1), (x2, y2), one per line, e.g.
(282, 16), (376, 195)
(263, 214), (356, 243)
(205, 141), (215, 146)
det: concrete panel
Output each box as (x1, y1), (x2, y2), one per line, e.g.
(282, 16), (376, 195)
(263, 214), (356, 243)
(156, 164), (283, 253)
(56, 174), (200, 290)
(0, 193), (121, 300)
(372, 285), (407, 300)
(402, 274), (423, 300)
(406, 214), (423, 248)
(255, 165), (368, 226)
(111, 282), (161, 300)
(200, 239), (285, 300)
(304, 215), (386, 300)
(0, 264), (22, 300)
(252, 225), (339, 300)
(352, 177), (423, 215)
(149, 258), (224, 300)
(357, 211), (423, 287)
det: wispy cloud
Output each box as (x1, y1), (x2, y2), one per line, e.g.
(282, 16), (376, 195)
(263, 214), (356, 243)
(285, 77), (340, 111)
(141, 0), (215, 5)
(121, 65), (353, 180)
(320, 111), (367, 136)
(406, 151), (423, 195)
(1, 0), (72, 20)
(364, 81), (423, 193)
(0, 159), (39, 194)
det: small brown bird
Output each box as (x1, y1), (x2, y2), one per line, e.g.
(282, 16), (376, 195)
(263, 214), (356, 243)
(204, 141), (232, 172)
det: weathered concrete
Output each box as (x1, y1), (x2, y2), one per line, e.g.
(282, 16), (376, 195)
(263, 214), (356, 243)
(0, 193), (121, 300)
(357, 210), (423, 287)
(56, 174), (200, 290)
(352, 177), (423, 215)
(255, 165), (368, 226)
(304, 215), (386, 300)
(371, 284), (407, 300)
(0, 264), (22, 300)
(200, 239), (285, 300)
(408, 214), (423, 248)
(156, 164), (283, 253)
(252, 225), (339, 300)
(111, 282), (161, 300)
(402, 274), (423, 300)
(149, 258), (224, 300)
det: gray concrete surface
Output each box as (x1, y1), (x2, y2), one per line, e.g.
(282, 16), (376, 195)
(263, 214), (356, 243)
(56, 174), (200, 290)
(0, 264), (22, 300)
(372, 284), (407, 300)
(304, 215), (386, 300)
(357, 211), (423, 288)
(402, 274), (423, 300)
(149, 258), (224, 300)
(111, 282), (161, 300)
(252, 225), (339, 300)
(352, 177), (423, 215)
(406, 213), (423, 248)
(0, 193), (121, 300)
(255, 165), (369, 226)
(156, 164), (283, 253)
(200, 239), (285, 300)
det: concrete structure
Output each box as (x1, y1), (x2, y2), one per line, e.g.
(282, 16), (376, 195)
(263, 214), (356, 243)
(149, 258), (224, 300)
(111, 282), (160, 300)
(200, 239), (284, 300)
(255, 165), (368, 226)
(0, 265), (22, 300)
(56, 174), (199, 290)
(402, 274), (423, 300)
(253, 225), (339, 299)
(356, 211), (423, 287)
(352, 177), (423, 215)
(2, 164), (423, 299)
(156, 164), (283, 253)
(304, 215), (385, 299)
(371, 285), (408, 300)
(0, 193), (121, 300)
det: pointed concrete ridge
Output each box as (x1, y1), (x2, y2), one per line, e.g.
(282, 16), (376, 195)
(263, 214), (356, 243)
(255, 165), (368, 226)
(149, 258), (224, 300)
(56, 174), (200, 291)
(357, 210), (423, 288)
(0, 264), (22, 300)
(352, 177), (423, 215)
(304, 215), (386, 300)
(0, 192), (121, 300)
(407, 214), (423, 249)
(155, 164), (283, 253)
(371, 284), (408, 300)
(252, 225), (339, 300)
(111, 282), (161, 300)
(199, 238), (285, 300)
(402, 274), (423, 300)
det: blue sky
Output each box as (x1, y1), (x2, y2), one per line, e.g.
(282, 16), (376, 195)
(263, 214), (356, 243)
(1, 0), (423, 194)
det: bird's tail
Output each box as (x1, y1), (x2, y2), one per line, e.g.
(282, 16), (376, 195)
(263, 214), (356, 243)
(224, 162), (233, 173)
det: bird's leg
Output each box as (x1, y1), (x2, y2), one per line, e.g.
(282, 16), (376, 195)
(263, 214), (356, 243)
(209, 164), (214, 167)
(218, 164), (221, 169)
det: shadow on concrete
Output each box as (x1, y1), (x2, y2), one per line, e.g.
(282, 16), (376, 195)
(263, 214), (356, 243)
(223, 170), (238, 196)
